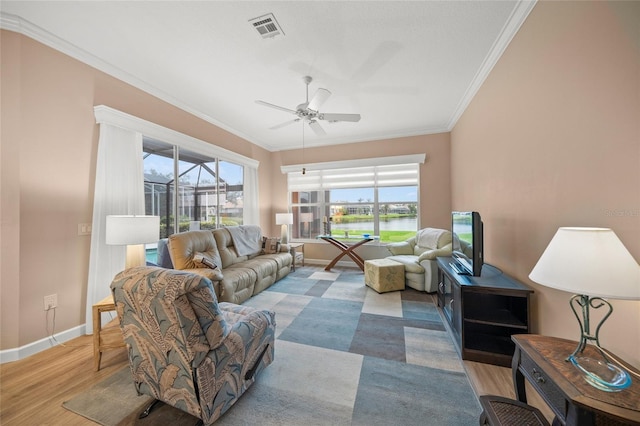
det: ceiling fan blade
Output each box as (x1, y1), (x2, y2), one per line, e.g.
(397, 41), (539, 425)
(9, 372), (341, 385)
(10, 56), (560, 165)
(270, 119), (300, 130)
(308, 120), (326, 136)
(319, 113), (361, 123)
(307, 88), (331, 111)
(255, 100), (297, 115)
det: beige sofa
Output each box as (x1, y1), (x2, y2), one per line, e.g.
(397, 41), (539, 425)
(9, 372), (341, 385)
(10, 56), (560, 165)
(167, 226), (292, 304)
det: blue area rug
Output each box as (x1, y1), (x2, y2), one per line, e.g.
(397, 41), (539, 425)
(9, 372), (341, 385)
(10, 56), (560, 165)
(241, 266), (481, 425)
(63, 266), (481, 425)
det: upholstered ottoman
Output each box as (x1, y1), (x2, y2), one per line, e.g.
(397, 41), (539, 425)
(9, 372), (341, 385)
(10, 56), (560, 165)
(365, 259), (405, 293)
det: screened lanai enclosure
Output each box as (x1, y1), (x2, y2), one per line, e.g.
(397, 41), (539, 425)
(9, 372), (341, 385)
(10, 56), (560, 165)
(143, 138), (244, 239)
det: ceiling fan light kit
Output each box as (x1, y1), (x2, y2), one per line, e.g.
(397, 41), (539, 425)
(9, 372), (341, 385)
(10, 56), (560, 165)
(255, 75), (361, 137)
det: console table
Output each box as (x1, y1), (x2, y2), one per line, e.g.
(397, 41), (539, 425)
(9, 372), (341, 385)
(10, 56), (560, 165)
(319, 236), (373, 271)
(512, 334), (640, 425)
(437, 257), (532, 367)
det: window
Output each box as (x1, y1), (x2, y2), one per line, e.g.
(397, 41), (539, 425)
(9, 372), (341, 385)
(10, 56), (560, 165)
(143, 138), (244, 238)
(91, 105), (259, 303)
(286, 156), (423, 243)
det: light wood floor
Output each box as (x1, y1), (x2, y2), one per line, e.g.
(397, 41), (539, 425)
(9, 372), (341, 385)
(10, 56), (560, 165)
(0, 333), (554, 425)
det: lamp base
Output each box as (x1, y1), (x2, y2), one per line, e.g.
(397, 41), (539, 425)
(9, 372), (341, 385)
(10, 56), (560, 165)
(569, 355), (631, 392)
(280, 224), (289, 245)
(125, 244), (147, 269)
(568, 294), (632, 392)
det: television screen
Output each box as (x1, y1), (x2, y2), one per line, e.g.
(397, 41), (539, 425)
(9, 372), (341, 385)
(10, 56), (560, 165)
(451, 211), (483, 276)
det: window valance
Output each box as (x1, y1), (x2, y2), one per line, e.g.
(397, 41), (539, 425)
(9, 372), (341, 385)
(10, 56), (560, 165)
(94, 105), (259, 169)
(281, 154), (425, 192)
(280, 153), (425, 174)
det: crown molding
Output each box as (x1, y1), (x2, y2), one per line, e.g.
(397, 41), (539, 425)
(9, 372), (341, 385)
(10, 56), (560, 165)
(0, 12), (268, 151)
(2, 2), (537, 150)
(446, 0), (538, 130)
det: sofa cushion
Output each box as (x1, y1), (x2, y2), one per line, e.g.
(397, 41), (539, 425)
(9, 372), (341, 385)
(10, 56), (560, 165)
(213, 228), (248, 268)
(260, 252), (292, 270)
(217, 267), (257, 304)
(168, 230), (223, 271)
(415, 228), (452, 252)
(387, 241), (414, 256)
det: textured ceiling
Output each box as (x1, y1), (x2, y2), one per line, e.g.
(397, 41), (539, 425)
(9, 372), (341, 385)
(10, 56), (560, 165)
(0, 1), (536, 151)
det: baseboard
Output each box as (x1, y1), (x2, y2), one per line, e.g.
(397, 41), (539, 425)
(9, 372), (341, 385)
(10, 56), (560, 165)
(0, 324), (86, 364)
(302, 258), (361, 269)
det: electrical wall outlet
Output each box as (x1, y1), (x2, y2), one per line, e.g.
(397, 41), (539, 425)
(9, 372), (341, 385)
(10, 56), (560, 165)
(44, 294), (57, 311)
(78, 223), (92, 236)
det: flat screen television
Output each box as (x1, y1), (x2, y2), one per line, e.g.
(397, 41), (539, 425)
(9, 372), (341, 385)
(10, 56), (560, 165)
(451, 211), (483, 276)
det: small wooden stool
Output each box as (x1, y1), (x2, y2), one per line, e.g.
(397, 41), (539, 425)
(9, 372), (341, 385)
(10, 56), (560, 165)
(479, 395), (550, 426)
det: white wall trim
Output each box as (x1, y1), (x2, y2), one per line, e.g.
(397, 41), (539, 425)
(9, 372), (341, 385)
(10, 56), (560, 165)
(0, 12), (267, 150)
(446, 0), (537, 130)
(0, 324), (86, 364)
(280, 153), (426, 174)
(94, 105), (259, 169)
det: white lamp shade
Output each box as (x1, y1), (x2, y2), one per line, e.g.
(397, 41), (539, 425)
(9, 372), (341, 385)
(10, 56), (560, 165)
(106, 215), (160, 245)
(529, 227), (640, 300)
(300, 213), (313, 223)
(275, 213), (293, 225)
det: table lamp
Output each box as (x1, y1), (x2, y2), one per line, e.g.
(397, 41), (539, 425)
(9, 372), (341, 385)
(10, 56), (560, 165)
(529, 227), (640, 392)
(300, 213), (313, 238)
(106, 215), (160, 269)
(275, 213), (293, 244)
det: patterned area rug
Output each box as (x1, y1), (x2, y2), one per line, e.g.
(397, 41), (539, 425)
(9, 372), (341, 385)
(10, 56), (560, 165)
(63, 266), (481, 425)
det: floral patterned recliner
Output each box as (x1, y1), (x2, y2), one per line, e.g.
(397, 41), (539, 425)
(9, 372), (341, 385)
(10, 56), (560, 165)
(110, 266), (276, 425)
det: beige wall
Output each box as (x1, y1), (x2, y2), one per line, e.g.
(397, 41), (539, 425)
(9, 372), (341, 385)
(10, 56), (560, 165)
(269, 134), (452, 263)
(1, 31), (22, 349)
(451, 1), (640, 367)
(0, 30), (451, 351)
(0, 30), (273, 349)
(4, 0), (637, 371)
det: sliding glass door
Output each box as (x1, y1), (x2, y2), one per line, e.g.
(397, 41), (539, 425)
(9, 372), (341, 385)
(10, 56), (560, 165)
(143, 138), (244, 239)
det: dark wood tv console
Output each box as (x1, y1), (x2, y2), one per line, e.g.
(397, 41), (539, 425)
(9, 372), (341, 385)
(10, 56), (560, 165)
(437, 257), (533, 367)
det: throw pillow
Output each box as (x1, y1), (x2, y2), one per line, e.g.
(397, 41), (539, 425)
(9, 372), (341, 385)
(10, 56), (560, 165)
(193, 252), (218, 269)
(262, 237), (281, 254)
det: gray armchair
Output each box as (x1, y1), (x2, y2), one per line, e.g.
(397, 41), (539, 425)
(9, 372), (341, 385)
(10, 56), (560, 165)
(385, 228), (453, 292)
(110, 266), (275, 425)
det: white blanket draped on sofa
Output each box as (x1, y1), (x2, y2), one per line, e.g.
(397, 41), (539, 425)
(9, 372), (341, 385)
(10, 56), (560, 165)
(227, 225), (262, 256)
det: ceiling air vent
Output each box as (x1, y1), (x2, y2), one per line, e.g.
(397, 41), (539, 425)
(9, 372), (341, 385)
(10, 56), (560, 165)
(249, 13), (284, 39)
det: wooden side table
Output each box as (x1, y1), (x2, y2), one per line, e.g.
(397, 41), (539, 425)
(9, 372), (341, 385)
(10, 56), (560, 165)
(512, 334), (640, 426)
(92, 295), (125, 371)
(289, 242), (304, 271)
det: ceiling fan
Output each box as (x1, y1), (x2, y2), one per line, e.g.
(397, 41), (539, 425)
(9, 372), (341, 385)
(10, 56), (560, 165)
(255, 75), (361, 136)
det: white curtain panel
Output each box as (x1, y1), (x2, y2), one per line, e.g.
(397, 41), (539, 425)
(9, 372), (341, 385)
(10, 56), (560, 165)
(244, 166), (259, 225)
(85, 124), (144, 326)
